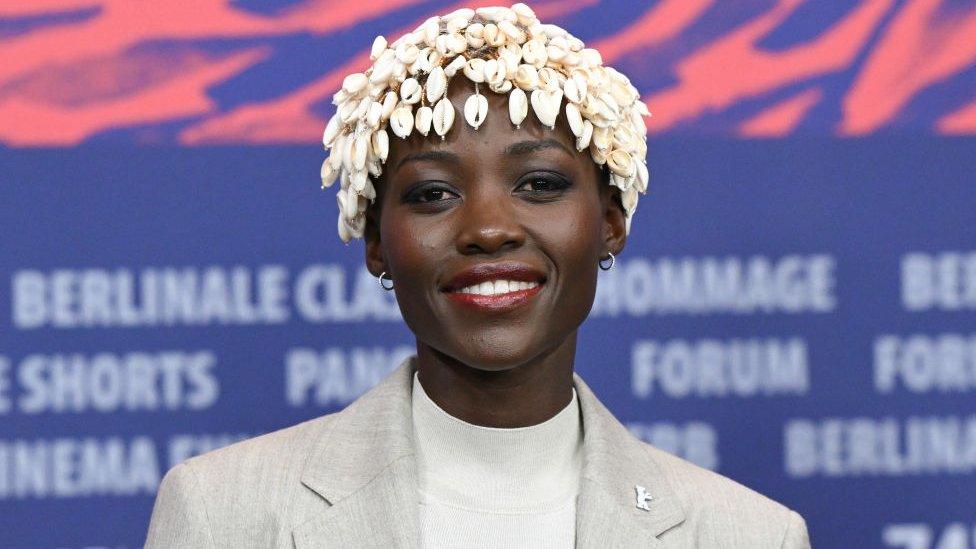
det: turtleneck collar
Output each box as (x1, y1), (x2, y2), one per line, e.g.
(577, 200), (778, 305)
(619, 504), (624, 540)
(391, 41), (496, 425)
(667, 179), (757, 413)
(410, 371), (583, 513)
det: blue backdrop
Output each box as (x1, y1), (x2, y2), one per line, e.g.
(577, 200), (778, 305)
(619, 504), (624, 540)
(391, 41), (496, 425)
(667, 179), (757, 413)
(2, 139), (974, 547)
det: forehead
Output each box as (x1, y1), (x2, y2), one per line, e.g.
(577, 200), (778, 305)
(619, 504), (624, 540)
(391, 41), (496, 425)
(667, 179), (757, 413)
(383, 77), (590, 174)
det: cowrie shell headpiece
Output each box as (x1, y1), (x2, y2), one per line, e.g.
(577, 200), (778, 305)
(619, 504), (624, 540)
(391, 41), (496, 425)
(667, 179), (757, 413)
(320, 3), (651, 242)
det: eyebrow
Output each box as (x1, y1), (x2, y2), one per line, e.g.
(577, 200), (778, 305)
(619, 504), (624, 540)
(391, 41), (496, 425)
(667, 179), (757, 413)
(395, 150), (460, 171)
(504, 138), (574, 157)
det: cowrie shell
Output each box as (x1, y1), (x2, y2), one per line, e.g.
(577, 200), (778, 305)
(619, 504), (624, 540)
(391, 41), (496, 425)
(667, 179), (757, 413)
(395, 43), (419, 65)
(371, 129), (389, 162)
(370, 36), (387, 60)
(447, 33), (467, 56)
(381, 91), (397, 121)
(434, 33), (449, 56)
(592, 126), (611, 151)
(366, 101), (383, 129)
(432, 97), (455, 137)
(340, 185), (359, 219)
(415, 105), (433, 136)
(337, 215), (351, 242)
(500, 55), (521, 80)
(607, 149), (635, 178)
(484, 23), (506, 46)
(320, 158), (340, 188)
(444, 55), (466, 77)
(421, 17), (439, 46)
(591, 147), (607, 165)
(463, 58), (486, 83)
(390, 107), (414, 139)
(489, 79), (512, 94)
(342, 72), (367, 94)
(464, 93), (489, 129)
(580, 48), (602, 67)
(565, 103), (583, 137)
(540, 24), (568, 39)
(466, 22), (484, 39)
(514, 64), (539, 90)
(426, 66), (447, 103)
(482, 23), (499, 43)
(635, 160), (649, 192)
(521, 39), (547, 67)
(330, 135), (346, 167)
(540, 68), (564, 92)
(354, 96), (371, 119)
(443, 7), (474, 20)
(350, 168), (368, 192)
(400, 77), (422, 104)
(466, 34), (485, 49)
(446, 16), (468, 34)
(509, 88), (528, 128)
(352, 133), (369, 170)
(547, 44), (567, 62)
(511, 3), (537, 25)
(322, 115), (341, 147)
(498, 20), (525, 43)
(621, 186), (639, 212)
(484, 59), (505, 85)
(341, 132), (356, 171)
(530, 88), (561, 129)
(361, 178), (377, 200)
(339, 100), (358, 124)
(369, 52), (395, 84)
(576, 119), (593, 151)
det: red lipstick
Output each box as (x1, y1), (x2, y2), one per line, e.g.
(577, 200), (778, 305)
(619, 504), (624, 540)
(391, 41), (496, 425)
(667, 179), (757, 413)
(441, 262), (546, 312)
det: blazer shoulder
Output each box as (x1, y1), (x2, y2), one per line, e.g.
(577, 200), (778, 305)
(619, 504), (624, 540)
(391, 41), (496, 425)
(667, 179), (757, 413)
(181, 412), (336, 477)
(148, 412), (340, 547)
(640, 442), (811, 548)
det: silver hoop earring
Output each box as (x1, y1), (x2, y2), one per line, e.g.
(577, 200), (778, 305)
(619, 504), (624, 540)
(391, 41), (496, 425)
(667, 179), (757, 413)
(378, 271), (394, 291)
(599, 252), (615, 271)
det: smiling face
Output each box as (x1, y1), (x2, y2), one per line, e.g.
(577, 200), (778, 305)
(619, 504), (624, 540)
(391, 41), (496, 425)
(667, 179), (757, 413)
(365, 79), (627, 372)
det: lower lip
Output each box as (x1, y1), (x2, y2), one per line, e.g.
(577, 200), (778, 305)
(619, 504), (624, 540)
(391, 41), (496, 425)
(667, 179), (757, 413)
(444, 284), (544, 311)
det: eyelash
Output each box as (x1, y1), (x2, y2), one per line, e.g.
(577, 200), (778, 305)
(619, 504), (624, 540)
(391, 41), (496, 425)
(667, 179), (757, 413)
(403, 173), (571, 204)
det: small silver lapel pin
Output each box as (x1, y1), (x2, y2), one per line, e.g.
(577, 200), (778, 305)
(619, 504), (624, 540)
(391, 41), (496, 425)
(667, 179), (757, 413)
(635, 484), (653, 511)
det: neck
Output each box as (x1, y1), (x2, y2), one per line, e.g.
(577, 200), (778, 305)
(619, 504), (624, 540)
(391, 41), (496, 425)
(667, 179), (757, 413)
(414, 332), (578, 428)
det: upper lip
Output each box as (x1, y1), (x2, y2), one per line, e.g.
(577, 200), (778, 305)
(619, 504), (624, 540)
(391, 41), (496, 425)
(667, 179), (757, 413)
(441, 261), (547, 292)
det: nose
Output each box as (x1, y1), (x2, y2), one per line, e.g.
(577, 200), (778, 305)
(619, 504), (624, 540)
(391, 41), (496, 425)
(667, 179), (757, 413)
(455, 187), (525, 256)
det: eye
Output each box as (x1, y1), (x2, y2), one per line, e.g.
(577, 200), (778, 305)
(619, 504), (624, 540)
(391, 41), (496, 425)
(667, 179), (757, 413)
(403, 182), (459, 204)
(514, 172), (572, 194)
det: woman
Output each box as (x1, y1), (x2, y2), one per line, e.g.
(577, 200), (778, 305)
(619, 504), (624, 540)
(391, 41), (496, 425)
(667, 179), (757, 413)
(146, 5), (811, 548)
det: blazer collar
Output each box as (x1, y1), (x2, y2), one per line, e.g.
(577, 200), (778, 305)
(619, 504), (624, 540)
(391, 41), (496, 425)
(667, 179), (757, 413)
(293, 356), (685, 547)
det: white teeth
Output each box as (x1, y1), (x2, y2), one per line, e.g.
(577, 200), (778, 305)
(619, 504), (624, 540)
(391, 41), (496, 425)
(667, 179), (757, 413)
(455, 279), (540, 296)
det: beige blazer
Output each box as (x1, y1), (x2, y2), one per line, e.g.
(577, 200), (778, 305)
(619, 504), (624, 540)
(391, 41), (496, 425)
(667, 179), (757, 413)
(145, 356), (811, 548)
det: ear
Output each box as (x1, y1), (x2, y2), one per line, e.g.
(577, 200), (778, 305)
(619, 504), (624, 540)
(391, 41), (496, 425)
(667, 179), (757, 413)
(602, 185), (628, 257)
(364, 202), (386, 278)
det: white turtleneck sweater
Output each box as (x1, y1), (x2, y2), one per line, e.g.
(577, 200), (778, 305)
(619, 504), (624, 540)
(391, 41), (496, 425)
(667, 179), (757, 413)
(410, 372), (583, 548)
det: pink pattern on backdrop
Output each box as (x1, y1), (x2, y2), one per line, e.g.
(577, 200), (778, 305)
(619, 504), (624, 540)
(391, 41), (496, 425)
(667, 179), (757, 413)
(0, 0), (974, 145)
(839, 0), (976, 135)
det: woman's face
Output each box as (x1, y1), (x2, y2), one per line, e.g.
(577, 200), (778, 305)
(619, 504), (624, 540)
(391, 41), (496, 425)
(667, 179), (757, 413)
(365, 79), (627, 372)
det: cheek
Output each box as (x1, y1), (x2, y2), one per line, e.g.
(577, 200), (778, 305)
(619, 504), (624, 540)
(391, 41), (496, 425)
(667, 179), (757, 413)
(378, 209), (445, 321)
(530, 188), (605, 308)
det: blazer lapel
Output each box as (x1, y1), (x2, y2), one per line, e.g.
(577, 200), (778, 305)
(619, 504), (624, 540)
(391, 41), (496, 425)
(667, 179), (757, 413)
(573, 374), (686, 547)
(292, 356), (421, 549)
(290, 358), (685, 548)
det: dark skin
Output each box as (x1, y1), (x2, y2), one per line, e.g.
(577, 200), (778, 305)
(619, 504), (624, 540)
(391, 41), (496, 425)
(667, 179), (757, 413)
(364, 78), (628, 428)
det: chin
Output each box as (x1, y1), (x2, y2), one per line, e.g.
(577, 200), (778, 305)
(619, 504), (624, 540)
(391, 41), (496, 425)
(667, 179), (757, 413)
(455, 334), (566, 373)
